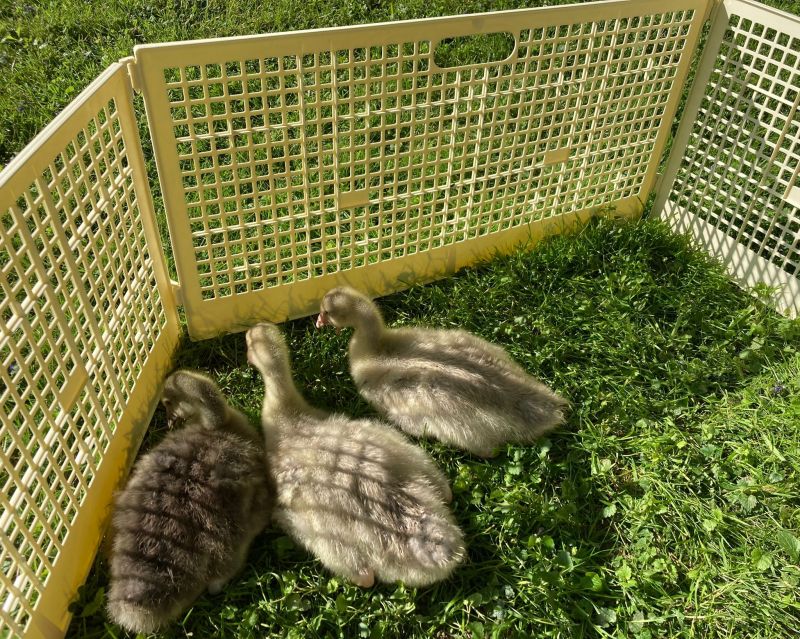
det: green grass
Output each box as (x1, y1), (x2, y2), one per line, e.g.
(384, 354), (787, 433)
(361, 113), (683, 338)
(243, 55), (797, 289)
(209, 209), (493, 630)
(2, 0), (799, 169)
(66, 218), (800, 638)
(3, 1), (800, 637)
(0, 0), (581, 169)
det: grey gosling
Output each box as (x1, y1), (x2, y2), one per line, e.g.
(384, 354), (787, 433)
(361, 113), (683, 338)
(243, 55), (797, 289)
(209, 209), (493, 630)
(106, 370), (272, 634)
(246, 322), (465, 587)
(316, 286), (568, 457)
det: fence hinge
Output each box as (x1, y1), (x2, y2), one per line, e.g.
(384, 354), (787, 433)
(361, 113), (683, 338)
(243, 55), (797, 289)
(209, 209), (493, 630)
(653, 170), (665, 196)
(170, 280), (184, 306)
(121, 55), (143, 93)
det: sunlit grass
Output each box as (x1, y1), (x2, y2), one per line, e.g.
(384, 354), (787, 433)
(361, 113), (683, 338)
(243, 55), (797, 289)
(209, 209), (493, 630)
(67, 218), (800, 638)
(5, 1), (800, 637)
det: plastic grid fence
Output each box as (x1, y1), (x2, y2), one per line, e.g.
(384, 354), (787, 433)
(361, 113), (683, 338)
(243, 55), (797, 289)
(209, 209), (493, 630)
(657, 0), (800, 315)
(0, 64), (178, 637)
(134, 0), (709, 339)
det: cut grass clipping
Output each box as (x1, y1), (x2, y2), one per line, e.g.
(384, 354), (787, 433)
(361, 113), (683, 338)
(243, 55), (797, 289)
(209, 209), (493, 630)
(68, 218), (800, 638)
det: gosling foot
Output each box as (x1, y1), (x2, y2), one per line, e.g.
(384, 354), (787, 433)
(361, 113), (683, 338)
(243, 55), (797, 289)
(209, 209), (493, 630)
(350, 568), (375, 588)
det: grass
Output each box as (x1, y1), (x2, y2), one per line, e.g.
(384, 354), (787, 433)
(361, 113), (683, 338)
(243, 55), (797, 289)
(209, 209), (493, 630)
(66, 217), (800, 638)
(2, 1), (800, 637)
(2, 0), (799, 169)
(0, 0), (587, 170)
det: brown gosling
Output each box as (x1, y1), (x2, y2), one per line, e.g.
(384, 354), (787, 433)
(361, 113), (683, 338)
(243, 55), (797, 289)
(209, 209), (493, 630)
(246, 322), (465, 588)
(316, 286), (568, 457)
(106, 370), (271, 634)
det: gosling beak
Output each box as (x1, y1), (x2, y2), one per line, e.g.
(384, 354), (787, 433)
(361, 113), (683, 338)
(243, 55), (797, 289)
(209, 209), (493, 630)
(315, 311), (342, 333)
(315, 312), (329, 329)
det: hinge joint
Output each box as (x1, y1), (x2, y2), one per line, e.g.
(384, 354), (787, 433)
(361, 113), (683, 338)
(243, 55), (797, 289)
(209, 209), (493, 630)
(170, 280), (184, 306)
(121, 56), (142, 93)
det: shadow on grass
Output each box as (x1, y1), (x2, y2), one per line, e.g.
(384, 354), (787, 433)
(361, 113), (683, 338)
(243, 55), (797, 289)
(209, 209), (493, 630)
(67, 218), (799, 638)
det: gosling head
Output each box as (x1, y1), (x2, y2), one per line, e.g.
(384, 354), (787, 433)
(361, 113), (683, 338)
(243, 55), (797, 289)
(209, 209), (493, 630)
(245, 322), (291, 380)
(161, 370), (227, 430)
(316, 287), (382, 333)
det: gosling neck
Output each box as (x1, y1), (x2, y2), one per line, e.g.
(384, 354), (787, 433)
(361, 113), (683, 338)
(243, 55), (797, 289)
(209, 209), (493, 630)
(350, 300), (386, 343)
(223, 407), (263, 445)
(259, 367), (313, 419)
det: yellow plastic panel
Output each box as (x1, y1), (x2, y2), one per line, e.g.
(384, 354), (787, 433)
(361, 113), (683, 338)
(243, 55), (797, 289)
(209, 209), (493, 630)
(657, 0), (800, 316)
(0, 63), (179, 638)
(134, 0), (710, 339)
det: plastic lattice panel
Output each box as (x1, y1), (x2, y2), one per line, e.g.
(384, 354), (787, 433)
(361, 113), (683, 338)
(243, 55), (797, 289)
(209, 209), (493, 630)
(134, 0), (707, 336)
(666, 5), (800, 275)
(0, 65), (177, 637)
